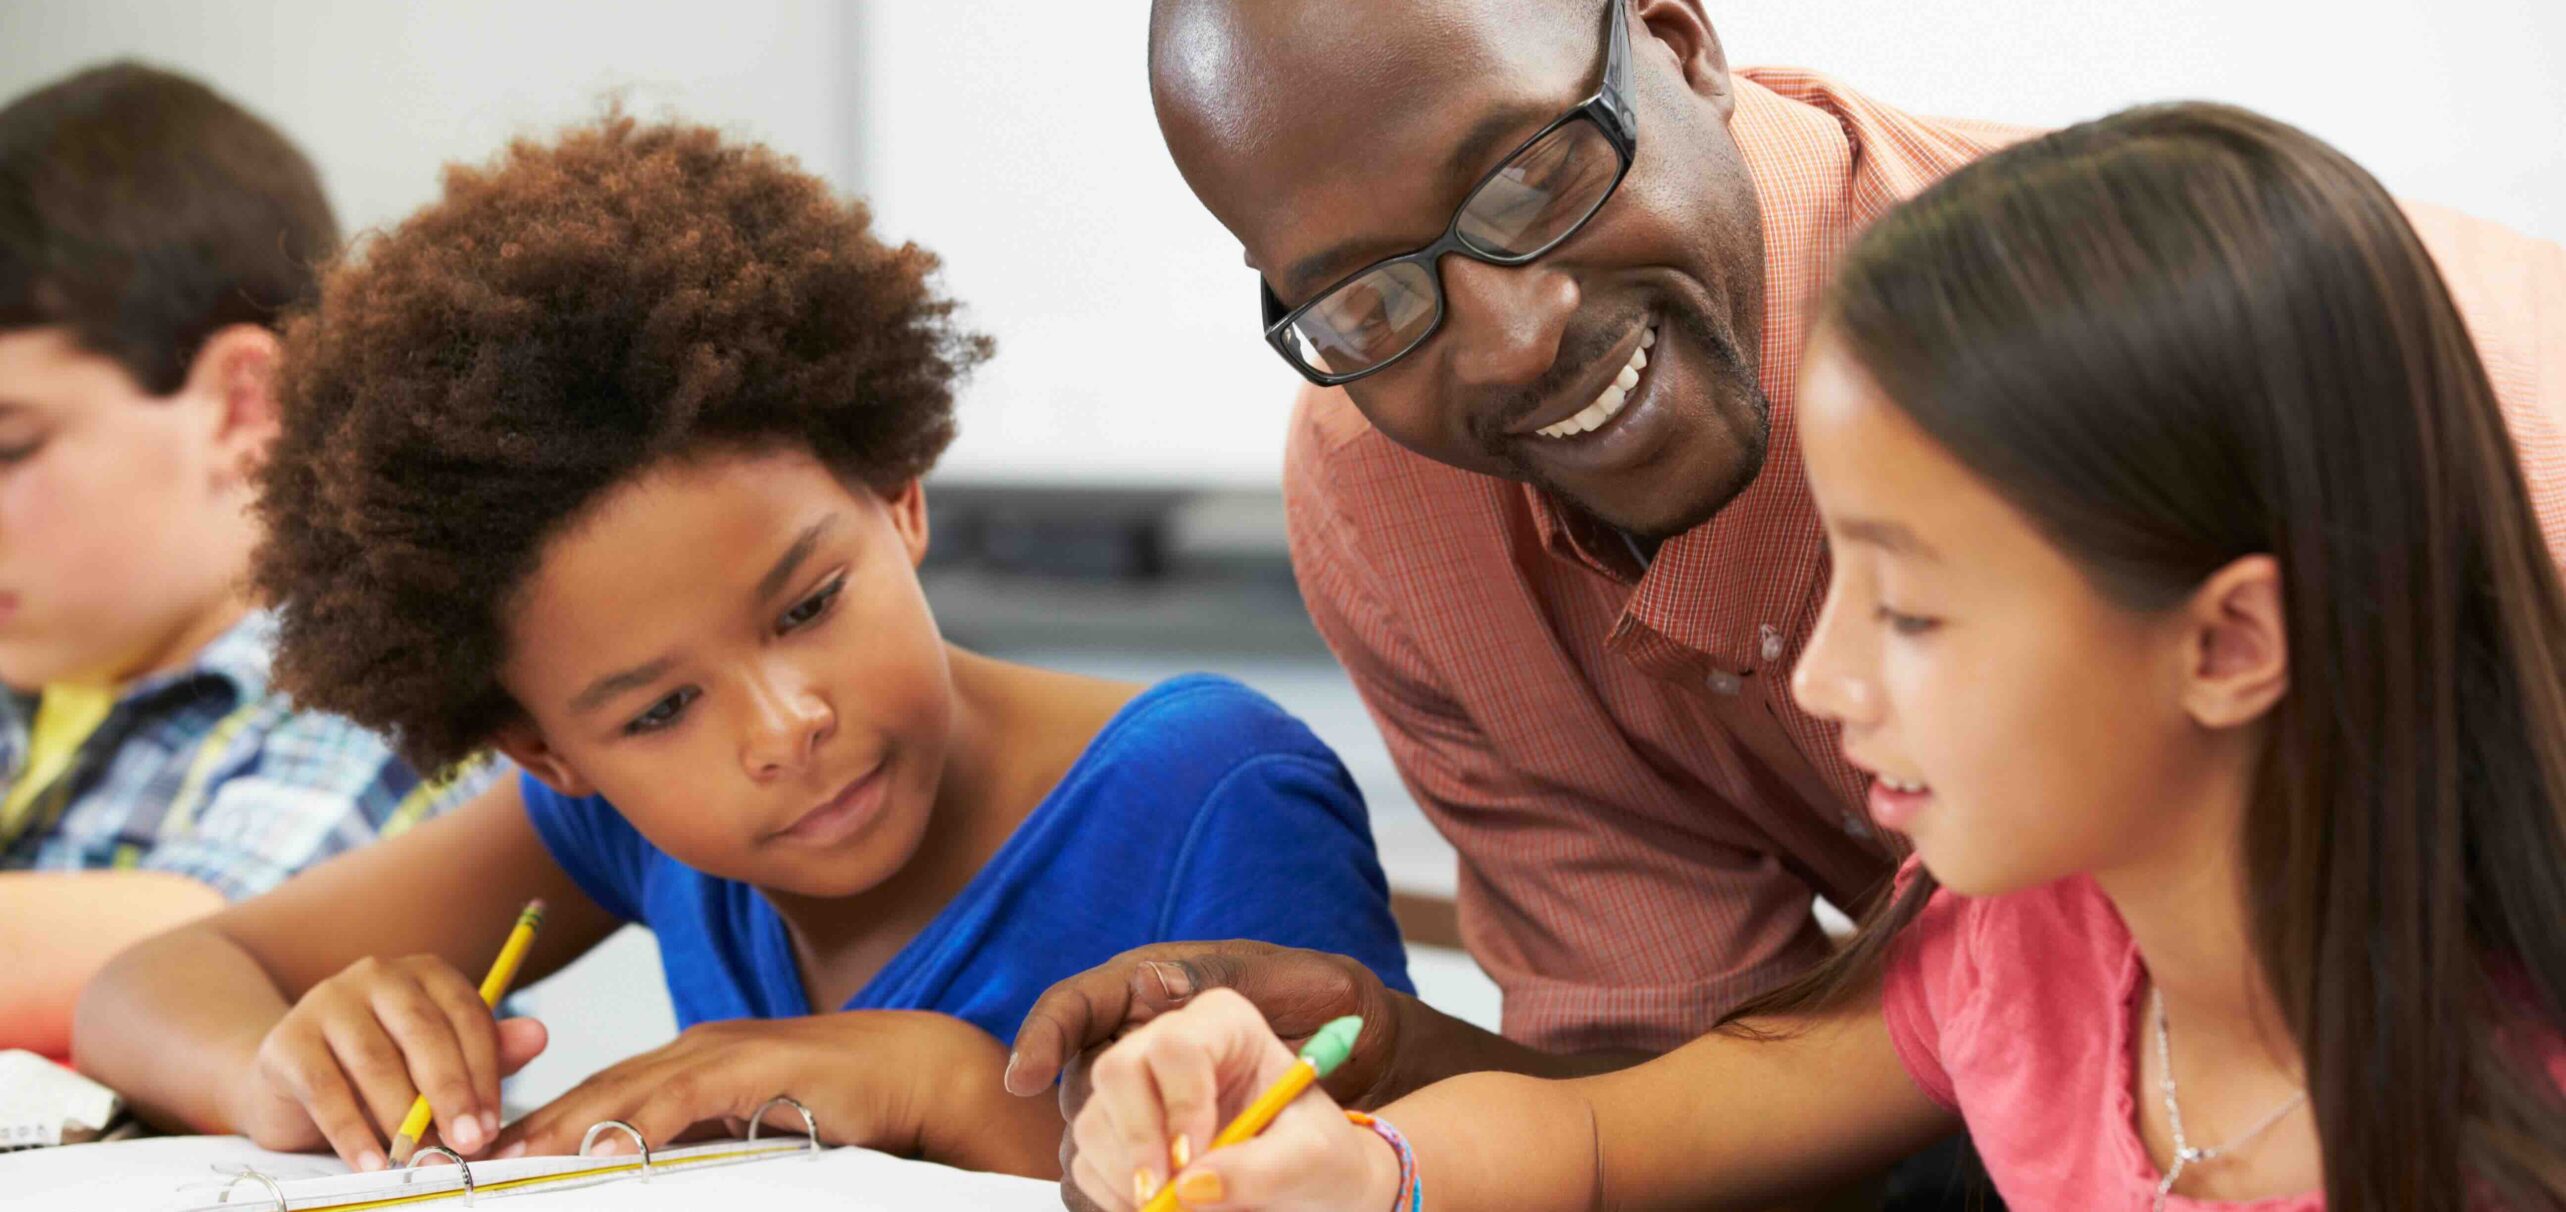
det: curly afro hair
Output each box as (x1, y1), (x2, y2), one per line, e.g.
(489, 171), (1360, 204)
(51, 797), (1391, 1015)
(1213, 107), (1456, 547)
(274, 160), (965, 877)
(255, 114), (989, 775)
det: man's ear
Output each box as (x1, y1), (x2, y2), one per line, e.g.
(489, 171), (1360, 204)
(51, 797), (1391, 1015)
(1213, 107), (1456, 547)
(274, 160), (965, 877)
(880, 478), (930, 568)
(2179, 554), (2288, 730)
(179, 324), (283, 490)
(1633, 0), (1733, 119)
(492, 718), (598, 799)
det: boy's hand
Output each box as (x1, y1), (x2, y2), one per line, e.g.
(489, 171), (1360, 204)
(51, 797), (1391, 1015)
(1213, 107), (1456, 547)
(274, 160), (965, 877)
(228, 954), (548, 1170)
(1069, 988), (1398, 1212)
(488, 1010), (1059, 1177)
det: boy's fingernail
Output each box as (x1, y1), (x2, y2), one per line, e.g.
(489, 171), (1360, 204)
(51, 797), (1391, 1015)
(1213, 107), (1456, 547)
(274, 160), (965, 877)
(496, 1141), (527, 1160)
(1169, 1133), (1192, 1169)
(1002, 1051), (1022, 1088)
(451, 1116), (484, 1150)
(1133, 1166), (1160, 1205)
(481, 1112), (501, 1142)
(358, 1151), (386, 1173)
(1175, 1168), (1225, 1204)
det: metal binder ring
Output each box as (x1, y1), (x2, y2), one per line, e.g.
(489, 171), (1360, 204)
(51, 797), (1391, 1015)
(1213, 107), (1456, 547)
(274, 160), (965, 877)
(217, 1170), (287, 1211)
(404, 1146), (477, 1205)
(581, 1119), (654, 1179)
(746, 1095), (823, 1156)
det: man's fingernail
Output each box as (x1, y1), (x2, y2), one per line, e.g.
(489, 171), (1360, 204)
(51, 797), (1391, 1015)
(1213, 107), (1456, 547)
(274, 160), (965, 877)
(1145, 961), (1195, 1001)
(1003, 1050), (1023, 1089)
(1175, 1168), (1225, 1204)
(451, 1116), (484, 1150)
(1133, 1166), (1161, 1205)
(1170, 1133), (1192, 1169)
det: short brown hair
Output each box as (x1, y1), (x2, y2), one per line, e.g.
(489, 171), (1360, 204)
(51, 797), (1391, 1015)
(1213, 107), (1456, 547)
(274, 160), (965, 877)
(255, 114), (988, 774)
(0, 62), (337, 392)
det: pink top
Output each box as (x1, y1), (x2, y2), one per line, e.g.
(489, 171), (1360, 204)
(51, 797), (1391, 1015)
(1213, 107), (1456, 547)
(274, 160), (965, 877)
(1881, 868), (2563, 1210)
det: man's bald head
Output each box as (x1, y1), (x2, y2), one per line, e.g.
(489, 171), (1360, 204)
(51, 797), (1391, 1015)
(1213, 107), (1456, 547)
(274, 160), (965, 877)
(1149, 0), (1601, 165)
(1146, 0), (1778, 540)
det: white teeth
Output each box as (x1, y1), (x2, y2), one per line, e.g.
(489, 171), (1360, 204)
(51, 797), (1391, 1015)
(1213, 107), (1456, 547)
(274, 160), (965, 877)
(1880, 777), (1927, 794)
(1538, 322), (1657, 439)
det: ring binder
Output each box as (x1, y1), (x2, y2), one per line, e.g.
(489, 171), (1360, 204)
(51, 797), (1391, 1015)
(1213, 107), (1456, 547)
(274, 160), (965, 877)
(747, 1095), (823, 1156)
(158, 1093), (847, 1212)
(217, 1169), (286, 1211)
(580, 1118), (653, 1179)
(405, 1146), (477, 1204)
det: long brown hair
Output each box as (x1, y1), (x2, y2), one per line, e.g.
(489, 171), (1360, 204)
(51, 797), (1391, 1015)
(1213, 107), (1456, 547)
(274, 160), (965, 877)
(1736, 102), (2566, 1209)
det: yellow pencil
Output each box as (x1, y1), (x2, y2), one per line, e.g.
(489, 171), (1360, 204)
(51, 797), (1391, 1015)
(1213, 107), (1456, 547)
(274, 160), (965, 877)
(387, 899), (545, 1166)
(1139, 1015), (1362, 1212)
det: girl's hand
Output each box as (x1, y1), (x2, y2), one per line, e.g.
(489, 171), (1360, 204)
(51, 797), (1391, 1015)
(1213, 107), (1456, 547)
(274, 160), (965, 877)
(1070, 988), (1399, 1211)
(229, 953), (549, 1170)
(489, 1010), (1059, 1177)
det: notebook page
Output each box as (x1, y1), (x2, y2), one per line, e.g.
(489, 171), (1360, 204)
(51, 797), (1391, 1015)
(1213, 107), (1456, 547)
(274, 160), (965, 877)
(511, 1146), (1057, 1211)
(0, 1134), (343, 1210)
(0, 1135), (1056, 1211)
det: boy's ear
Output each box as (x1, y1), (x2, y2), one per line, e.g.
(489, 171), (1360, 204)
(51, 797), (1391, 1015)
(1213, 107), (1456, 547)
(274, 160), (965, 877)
(181, 324), (283, 487)
(2180, 554), (2288, 730)
(491, 719), (599, 799)
(881, 478), (930, 568)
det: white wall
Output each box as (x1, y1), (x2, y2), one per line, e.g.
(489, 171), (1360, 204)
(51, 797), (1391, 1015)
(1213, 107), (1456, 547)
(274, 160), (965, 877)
(0, 2), (855, 235)
(4, 1), (2558, 489)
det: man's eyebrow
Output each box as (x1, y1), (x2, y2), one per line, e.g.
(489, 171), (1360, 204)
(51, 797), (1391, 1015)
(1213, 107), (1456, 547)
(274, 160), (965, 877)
(571, 656), (675, 716)
(754, 516), (836, 605)
(1836, 516), (1943, 561)
(1275, 100), (1562, 300)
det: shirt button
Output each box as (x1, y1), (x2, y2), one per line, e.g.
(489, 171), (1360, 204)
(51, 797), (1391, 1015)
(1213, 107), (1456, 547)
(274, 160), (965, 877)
(1841, 811), (1872, 837)
(1706, 670), (1743, 696)
(1758, 624), (1784, 663)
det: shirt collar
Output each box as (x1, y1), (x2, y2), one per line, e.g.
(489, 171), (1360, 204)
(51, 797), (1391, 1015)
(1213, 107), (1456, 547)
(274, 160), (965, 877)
(120, 609), (278, 713)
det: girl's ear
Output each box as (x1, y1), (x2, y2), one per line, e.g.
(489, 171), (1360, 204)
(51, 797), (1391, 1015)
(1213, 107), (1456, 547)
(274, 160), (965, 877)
(2179, 554), (2288, 730)
(492, 719), (598, 799)
(880, 478), (930, 568)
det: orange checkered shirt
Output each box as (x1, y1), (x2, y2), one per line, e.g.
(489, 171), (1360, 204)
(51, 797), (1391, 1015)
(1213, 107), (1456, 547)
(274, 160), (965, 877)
(1285, 69), (2566, 1053)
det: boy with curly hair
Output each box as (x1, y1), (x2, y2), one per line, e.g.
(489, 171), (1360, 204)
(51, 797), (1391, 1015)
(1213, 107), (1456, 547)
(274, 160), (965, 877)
(76, 114), (1410, 1179)
(0, 64), (486, 1059)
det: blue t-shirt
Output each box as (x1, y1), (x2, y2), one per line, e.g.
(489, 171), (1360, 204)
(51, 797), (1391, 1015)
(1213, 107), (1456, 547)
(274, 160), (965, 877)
(521, 674), (1414, 1040)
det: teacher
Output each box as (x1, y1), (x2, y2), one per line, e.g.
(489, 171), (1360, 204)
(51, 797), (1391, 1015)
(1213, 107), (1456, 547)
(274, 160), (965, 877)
(1009, 0), (2566, 1137)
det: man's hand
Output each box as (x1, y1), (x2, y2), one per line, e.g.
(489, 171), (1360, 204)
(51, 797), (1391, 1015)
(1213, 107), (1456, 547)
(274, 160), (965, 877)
(1006, 941), (1407, 1111)
(493, 1010), (1061, 1178)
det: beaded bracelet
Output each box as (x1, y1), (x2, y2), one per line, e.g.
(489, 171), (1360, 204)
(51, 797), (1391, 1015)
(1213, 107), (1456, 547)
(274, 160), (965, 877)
(1344, 1111), (1422, 1212)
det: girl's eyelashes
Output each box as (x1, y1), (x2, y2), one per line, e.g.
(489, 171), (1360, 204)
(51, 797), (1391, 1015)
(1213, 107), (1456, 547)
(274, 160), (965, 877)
(624, 685), (700, 736)
(0, 439), (46, 465)
(778, 574), (846, 633)
(1874, 604), (1942, 636)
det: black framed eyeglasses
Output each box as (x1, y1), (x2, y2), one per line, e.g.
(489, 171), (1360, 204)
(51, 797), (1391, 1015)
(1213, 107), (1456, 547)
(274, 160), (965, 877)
(1260, 0), (1638, 387)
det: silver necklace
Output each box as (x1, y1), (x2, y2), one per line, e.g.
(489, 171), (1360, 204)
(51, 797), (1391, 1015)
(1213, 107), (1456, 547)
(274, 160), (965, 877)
(2150, 986), (2309, 1211)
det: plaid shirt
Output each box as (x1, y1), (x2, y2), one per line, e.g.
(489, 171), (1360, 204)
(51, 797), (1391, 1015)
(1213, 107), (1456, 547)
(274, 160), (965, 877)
(0, 611), (492, 900)
(1287, 69), (2566, 1053)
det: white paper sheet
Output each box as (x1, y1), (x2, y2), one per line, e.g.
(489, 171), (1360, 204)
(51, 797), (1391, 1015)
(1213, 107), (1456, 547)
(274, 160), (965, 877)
(0, 1134), (1058, 1211)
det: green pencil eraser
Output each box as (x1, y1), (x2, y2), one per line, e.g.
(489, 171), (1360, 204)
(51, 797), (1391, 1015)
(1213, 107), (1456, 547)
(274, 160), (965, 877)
(1298, 1015), (1364, 1078)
